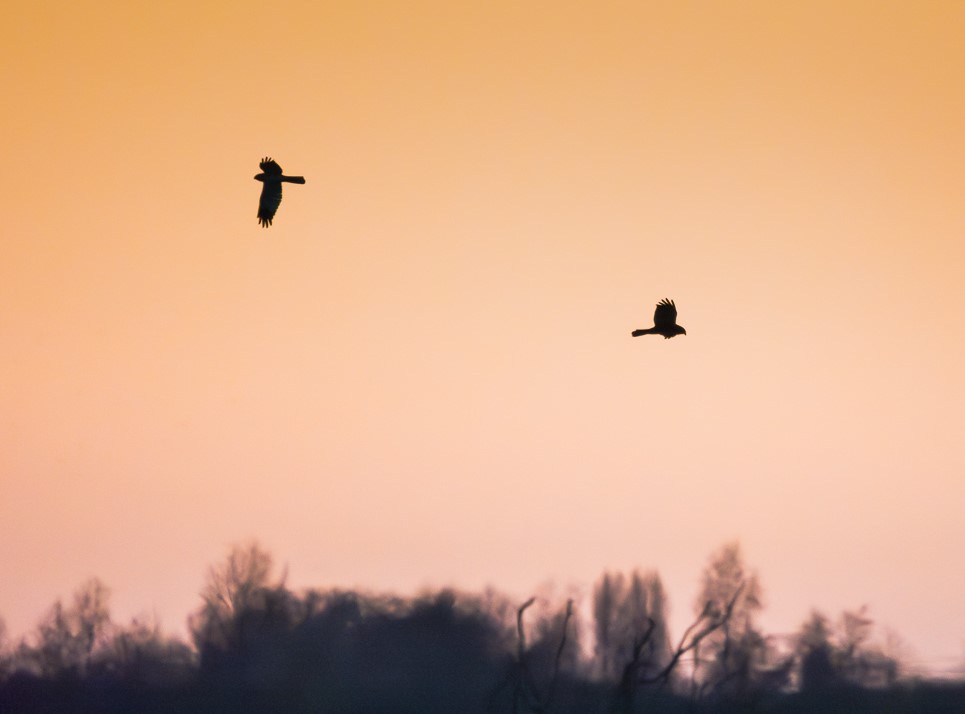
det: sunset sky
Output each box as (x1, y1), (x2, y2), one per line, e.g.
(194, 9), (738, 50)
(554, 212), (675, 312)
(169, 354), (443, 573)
(2, 1), (964, 674)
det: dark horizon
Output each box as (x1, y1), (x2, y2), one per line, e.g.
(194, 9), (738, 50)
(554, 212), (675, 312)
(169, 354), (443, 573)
(3, 541), (963, 713)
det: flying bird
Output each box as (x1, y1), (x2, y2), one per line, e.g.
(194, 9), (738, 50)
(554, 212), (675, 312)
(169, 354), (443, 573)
(632, 298), (687, 339)
(254, 157), (305, 227)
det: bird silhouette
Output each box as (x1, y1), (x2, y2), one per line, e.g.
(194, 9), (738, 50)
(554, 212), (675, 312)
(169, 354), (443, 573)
(254, 157), (305, 227)
(632, 299), (687, 339)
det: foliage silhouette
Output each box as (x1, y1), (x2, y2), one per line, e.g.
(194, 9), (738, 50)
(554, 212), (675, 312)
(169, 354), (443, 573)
(0, 541), (959, 713)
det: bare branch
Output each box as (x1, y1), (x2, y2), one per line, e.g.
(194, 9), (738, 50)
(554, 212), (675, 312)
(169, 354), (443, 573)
(513, 598), (541, 713)
(616, 616), (657, 714)
(640, 581), (746, 689)
(512, 597), (573, 714)
(517, 597), (536, 662)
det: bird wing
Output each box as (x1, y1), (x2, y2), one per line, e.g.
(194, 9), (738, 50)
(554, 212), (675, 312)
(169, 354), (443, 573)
(257, 182), (283, 227)
(653, 299), (677, 328)
(259, 157), (283, 176)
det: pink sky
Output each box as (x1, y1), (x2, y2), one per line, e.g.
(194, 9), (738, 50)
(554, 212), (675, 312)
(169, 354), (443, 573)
(2, 1), (964, 674)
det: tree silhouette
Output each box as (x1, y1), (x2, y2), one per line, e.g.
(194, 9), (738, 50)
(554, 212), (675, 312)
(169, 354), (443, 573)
(94, 615), (195, 686)
(592, 570), (670, 683)
(795, 606), (899, 691)
(14, 578), (111, 679)
(510, 596), (576, 713)
(0, 542), (953, 713)
(690, 543), (773, 701)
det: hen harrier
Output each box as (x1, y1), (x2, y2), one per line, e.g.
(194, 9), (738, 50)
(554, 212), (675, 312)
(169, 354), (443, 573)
(254, 157), (305, 227)
(632, 299), (687, 339)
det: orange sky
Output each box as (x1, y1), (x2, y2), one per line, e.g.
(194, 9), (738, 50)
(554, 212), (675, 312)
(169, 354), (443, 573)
(2, 1), (964, 673)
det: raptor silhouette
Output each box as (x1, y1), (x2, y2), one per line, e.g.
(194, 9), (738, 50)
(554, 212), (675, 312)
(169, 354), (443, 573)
(254, 157), (305, 227)
(632, 298), (687, 339)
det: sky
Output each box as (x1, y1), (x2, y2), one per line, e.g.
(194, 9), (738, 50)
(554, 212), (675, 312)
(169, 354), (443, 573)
(2, 0), (964, 675)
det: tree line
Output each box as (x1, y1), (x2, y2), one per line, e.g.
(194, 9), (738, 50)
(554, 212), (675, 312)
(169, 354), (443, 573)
(1, 542), (962, 713)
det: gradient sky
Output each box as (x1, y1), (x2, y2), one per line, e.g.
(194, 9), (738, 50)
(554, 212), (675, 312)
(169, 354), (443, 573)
(2, 1), (964, 674)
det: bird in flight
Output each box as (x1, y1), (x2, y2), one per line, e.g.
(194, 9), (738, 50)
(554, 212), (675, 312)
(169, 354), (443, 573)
(254, 157), (305, 227)
(632, 299), (687, 339)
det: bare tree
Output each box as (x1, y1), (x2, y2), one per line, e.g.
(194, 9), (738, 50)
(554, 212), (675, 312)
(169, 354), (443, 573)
(94, 615), (195, 686)
(188, 540), (296, 675)
(796, 606), (899, 690)
(594, 572), (622, 680)
(511, 597), (575, 713)
(616, 583), (745, 713)
(691, 542), (767, 699)
(15, 579), (111, 679)
(593, 570), (670, 683)
(797, 610), (837, 691)
(72, 578), (111, 664)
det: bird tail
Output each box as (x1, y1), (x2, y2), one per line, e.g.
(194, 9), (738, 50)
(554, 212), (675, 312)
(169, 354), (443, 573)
(631, 328), (653, 337)
(281, 176), (306, 184)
